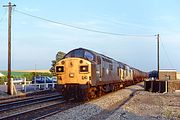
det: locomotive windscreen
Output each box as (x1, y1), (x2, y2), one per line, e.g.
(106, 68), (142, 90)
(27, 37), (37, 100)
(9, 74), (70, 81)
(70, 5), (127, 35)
(65, 49), (84, 58)
(65, 49), (95, 61)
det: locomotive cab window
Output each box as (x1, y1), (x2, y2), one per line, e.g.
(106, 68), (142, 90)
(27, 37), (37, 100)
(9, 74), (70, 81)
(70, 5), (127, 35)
(65, 49), (95, 62)
(74, 50), (84, 58)
(84, 51), (94, 61)
(65, 49), (84, 58)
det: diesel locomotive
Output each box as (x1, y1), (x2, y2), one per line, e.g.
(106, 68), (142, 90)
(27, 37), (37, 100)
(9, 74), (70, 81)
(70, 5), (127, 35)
(55, 48), (147, 100)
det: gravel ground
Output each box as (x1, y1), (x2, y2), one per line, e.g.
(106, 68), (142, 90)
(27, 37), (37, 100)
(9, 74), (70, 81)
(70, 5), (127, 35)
(43, 83), (180, 120)
(122, 91), (180, 120)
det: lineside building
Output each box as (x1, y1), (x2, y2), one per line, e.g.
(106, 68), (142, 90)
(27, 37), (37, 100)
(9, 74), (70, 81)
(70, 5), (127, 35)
(176, 72), (180, 80)
(159, 69), (177, 80)
(159, 69), (180, 92)
(145, 69), (180, 93)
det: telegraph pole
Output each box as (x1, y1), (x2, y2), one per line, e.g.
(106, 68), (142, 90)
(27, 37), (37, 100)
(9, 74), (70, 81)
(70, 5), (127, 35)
(3, 2), (16, 95)
(157, 34), (160, 79)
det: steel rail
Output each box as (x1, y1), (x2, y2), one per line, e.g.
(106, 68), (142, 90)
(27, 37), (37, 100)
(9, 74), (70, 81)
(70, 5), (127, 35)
(0, 100), (66, 120)
(0, 94), (62, 113)
(0, 93), (60, 107)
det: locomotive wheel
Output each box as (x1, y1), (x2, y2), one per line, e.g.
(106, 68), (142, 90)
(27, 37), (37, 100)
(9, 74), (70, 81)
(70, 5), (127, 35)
(63, 90), (70, 100)
(88, 87), (97, 99)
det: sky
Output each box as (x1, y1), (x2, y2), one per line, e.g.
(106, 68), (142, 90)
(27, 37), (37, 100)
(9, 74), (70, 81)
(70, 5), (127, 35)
(0, 0), (180, 72)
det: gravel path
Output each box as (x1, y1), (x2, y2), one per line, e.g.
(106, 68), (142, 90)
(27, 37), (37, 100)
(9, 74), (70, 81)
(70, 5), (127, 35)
(43, 83), (180, 120)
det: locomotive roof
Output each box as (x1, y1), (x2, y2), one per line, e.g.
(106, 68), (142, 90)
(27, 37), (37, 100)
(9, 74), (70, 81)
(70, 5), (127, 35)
(66, 48), (125, 65)
(65, 48), (146, 73)
(68, 48), (115, 59)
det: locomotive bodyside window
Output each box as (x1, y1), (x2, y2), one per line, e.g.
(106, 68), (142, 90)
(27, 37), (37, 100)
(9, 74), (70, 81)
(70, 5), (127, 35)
(109, 64), (113, 70)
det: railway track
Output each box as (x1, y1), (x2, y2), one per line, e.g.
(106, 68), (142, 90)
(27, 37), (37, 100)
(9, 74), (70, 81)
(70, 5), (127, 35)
(0, 90), (57, 101)
(0, 91), (82, 120)
(0, 83), (144, 120)
(0, 93), (62, 112)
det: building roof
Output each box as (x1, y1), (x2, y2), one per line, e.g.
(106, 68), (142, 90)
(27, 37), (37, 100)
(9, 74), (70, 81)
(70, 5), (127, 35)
(159, 69), (176, 72)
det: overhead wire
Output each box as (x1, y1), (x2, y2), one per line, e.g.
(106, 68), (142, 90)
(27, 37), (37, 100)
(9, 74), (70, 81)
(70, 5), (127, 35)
(0, 9), (7, 23)
(14, 9), (155, 38)
(160, 38), (175, 69)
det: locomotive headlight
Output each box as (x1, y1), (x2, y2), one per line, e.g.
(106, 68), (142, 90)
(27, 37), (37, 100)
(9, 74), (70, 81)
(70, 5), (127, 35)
(56, 66), (64, 72)
(80, 66), (88, 72)
(69, 73), (74, 78)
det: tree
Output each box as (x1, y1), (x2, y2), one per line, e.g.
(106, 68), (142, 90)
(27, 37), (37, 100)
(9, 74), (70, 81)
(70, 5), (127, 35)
(50, 51), (66, 75)
(56, 51), (65, 62)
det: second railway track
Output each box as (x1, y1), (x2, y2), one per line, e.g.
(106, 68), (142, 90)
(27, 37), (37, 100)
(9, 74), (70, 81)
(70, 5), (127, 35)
(0, 93), (62, 112)
(0, 100), (81, 120)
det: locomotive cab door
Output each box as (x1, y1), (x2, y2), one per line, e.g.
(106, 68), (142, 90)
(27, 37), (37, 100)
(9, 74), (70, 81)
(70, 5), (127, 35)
(120, 68), (124, 80)
(118, 67), (124, 80)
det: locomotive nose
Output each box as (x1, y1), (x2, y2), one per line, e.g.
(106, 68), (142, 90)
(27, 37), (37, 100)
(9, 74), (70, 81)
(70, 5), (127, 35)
(56, 58), (92, 85)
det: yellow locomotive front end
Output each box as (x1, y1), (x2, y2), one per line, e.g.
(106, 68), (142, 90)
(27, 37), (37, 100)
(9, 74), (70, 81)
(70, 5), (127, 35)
(55, 48), (97, 100)
(56, 58), (92, 85)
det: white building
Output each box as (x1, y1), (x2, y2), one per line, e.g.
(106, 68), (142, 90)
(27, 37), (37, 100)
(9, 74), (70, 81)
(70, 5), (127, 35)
(0, 73), (5, 77)
(177, 72), (180, 80)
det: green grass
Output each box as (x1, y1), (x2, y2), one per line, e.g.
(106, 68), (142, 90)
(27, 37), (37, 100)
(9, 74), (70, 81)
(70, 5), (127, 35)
(1, 71), (27, 77)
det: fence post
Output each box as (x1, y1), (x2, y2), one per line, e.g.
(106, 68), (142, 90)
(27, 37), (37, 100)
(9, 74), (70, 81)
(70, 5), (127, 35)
(24, 77), (26, 85)
(52, 83), (54, 88)
(12, 78), (17, 95)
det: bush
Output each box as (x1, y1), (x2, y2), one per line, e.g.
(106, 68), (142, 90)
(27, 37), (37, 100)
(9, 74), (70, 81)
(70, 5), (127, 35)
(0, 76), (7, 85)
